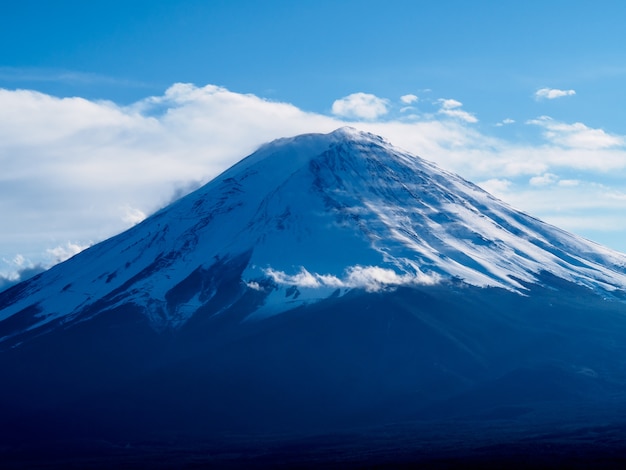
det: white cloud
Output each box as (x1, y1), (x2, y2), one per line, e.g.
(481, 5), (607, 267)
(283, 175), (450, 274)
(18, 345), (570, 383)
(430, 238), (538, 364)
(437, 98), (478, 123)
(47, 242), (92, 264)
(440, 98), (462, 109)
(11, 254), (27, 268)
(265, 267), (323, 288)
(528, 115), (625, 149)
(121, 205), (147, 225)
(331, 92), (389, 119)
(265, 265), (440, 292)
(602, 189), (626, 201)
(245, 280), (263, 291)
(495, 118), (515, 127)
(0, 257), (46, 291)
(400, 94), (418, 104)
(478, 178), (513, 196)
(0, 241), (90, 290)
(344, 265), (440, 291)
(535, 88), (576, 100)
(487, 181), (626, 238)
(529, 173), (559, 186)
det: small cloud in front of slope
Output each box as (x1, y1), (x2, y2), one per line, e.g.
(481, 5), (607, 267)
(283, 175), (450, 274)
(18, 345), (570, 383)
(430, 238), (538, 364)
(331, 93), (390, 120)
(245, 280), (264, 291)
(264, 265), (439, 293)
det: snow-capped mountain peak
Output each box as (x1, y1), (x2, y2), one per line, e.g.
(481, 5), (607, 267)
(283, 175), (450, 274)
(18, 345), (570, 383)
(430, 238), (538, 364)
(2, 128), (626, 343)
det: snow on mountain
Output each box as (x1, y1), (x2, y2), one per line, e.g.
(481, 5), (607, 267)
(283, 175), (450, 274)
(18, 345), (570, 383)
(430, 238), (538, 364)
(2, 127), (626, 343)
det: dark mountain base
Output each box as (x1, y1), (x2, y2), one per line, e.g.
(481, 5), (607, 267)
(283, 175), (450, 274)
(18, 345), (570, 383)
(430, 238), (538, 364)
(3, 418), (626, 469)
(2, 279), (626, 467)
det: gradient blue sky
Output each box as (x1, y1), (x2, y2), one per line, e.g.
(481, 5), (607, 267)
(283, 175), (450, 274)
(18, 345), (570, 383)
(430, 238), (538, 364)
(2, 0), (626, 287)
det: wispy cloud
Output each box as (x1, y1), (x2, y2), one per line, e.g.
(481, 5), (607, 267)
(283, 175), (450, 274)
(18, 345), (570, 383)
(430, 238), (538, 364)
(529, 173), (559, 186)
(0, 66), (149, 88)
(535, 88), (576, 100)
(47, 242), (92, 264)
(0, 254), (47, 292)
(486, 180), (626, 234)
(528, 115), (625, 149)
(495, 118), (515, 127)
(478, 178), (513, 196)
(331, 92), (389, 119)
(400, 94), (418, 104)
(437, 98), (478, 123)
(0, 265), (46, 292)
(121, 205), (147, 225)
(0, 242), (91, 293)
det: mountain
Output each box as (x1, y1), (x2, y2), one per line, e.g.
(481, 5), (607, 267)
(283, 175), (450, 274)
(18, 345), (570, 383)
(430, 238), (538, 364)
(2, 128), (626, 468)
(3, 127), (626, 341)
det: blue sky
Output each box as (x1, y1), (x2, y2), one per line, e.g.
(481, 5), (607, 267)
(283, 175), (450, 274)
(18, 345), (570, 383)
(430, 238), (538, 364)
(2, 0), (626, 287)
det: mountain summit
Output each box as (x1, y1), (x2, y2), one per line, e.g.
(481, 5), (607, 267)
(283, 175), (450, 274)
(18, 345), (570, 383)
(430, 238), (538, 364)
(2, 128), (626, 466)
